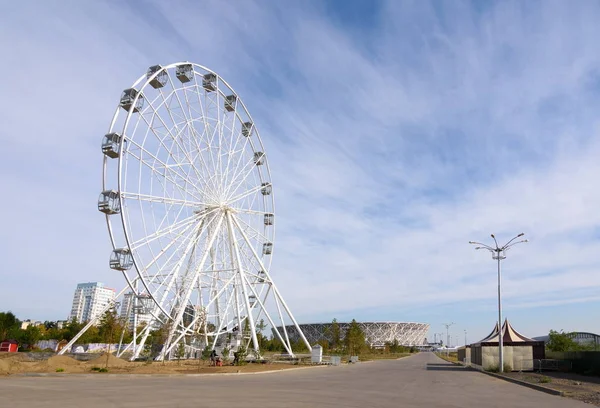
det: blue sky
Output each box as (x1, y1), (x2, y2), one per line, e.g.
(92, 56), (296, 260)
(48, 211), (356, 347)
(2, 0), (600, 345)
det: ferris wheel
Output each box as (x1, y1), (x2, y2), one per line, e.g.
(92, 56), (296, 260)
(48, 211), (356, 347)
(91, 62), (310, 360)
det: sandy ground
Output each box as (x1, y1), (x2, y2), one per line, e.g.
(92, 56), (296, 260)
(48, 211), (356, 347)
(0, 352), (304, 375)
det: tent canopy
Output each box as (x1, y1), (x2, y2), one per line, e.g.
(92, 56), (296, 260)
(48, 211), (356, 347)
(474, 319), (537, 345)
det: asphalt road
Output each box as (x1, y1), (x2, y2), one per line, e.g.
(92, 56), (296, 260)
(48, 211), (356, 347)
(0, 352), (589, 407)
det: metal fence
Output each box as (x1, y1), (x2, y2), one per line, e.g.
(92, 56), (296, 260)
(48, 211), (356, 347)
(513, 359), (572, 372)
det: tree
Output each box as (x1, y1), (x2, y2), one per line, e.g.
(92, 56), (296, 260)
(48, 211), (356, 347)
(18, 325), (41, 350)
(547, 330), (580, 352)
(343, 319), (367, 355)
(0, 311), (19, 340)
(98, 308), (120, 369)
(330, 318), (341, 350)
(175, 342), (186, 364)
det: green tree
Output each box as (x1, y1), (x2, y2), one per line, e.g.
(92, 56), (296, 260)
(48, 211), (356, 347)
(0, 311), (19, 340)
(343, 319), (367, 355)
(331, 318), (341, 350)
(18, 325), (41, 350)
(175, 342), (186, 364)
(546, 330), (580, 352)
(98, 308), (120, 368)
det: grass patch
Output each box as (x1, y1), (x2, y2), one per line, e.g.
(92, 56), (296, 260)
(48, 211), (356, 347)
(55, 368), (64, 372)
(91, 366), (108, 372)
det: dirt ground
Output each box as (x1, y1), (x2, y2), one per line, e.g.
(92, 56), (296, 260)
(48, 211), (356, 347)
(503, 371), (600, 406)
(0, 352), (306, 376)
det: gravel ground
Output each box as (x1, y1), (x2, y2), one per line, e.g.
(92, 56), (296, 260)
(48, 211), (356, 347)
(503, 371), (600, 406)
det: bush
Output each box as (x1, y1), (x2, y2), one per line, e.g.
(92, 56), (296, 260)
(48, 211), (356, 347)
(222, 347), (230, 362)
(91, 366), (101, 371)
(235, 346), (247, 366)
(485, 363), (512, 373)
(201, 345), (212, 361)
(540, 376), (552, 383)
(55, 368), (64, 372)
(98, 367), (109, 373)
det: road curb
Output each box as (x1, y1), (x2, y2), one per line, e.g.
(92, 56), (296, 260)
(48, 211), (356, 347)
(478, 370), (564, 396)
(434, 353), (564, 397)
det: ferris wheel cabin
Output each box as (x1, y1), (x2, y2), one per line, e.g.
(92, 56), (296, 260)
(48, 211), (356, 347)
(101, 132), (123, 158)
(249, 295), (257, 307)
(261, 183), (272, 195)
(225, 95), (237, 112)
(203, 73), (217, 91)
(264, 213), (274, 225)
(147, 65), (167, 89)
(119, 88), (144, 113)
(257, 270), (267, 283)
(262, 242), (273, 255)
(109, 248), (133, 271)
(176, 64), (193, 83)
(253, 152), (265, 165)
(242, 121), (253, 137)
(98, 190), (121, 215)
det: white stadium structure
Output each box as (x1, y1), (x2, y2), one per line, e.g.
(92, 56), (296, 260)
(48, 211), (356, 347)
(277, 322), (429, 348)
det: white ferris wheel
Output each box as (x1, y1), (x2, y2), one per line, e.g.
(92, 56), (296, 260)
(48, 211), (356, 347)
(61, 62), (310, 360)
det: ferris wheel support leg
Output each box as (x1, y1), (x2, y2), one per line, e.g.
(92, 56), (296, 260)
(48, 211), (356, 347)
(133, 322), (156, 360)
(240, 273), (294, 356)
(230, 214), (312, 353)
(58, 285), (131, 355)
(273, 294), (293, 354)
(166, 273), (238, 356)
(226, 212), (260, 356)
(160, 214), (225, 360)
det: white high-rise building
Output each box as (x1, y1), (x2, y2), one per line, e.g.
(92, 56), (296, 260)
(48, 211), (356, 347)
(68, 282), (116, 323)
(120, 292), (153, 329)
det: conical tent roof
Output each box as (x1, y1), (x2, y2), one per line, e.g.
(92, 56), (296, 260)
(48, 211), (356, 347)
(475, 319), (536, 345)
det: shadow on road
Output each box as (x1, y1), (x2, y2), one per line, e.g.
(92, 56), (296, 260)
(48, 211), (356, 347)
(427, 366), (467, 371)
(426, 363), (468, 372)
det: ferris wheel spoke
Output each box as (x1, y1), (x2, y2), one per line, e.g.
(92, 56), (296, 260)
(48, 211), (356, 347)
(227, 184), (265, 205)
(156, 85), (219, 197)
(121, 191), (209, 208)
(143, 98), (214, 195)
(150, 213), (220, 319)
(232, 208), (269, 215)
(125, 138), (207, 203)
(167, 74), (221, 200)
(222, 153), (259, 200)
(130, 207), (219, 252)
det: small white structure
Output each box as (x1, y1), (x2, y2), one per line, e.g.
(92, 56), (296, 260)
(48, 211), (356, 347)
(311, 344), (323, 364)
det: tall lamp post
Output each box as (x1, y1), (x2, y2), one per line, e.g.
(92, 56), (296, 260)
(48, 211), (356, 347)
(469, 233), (528, 373)
(443, 323), (454, 354)
(464, 329), (467, 346)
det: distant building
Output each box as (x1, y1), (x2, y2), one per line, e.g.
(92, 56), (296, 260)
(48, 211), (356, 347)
(68, 282), (116, 323)
(276, 322), (430, 348)
(119, 292), (153, 329)
(20, 320), (43, 330)
(56, 320), (68, 329)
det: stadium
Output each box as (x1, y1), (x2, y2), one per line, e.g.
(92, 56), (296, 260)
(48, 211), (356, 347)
(277, 322), (430, 348)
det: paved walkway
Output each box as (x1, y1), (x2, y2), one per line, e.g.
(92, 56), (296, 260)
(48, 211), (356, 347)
(0, 352), (589, 407)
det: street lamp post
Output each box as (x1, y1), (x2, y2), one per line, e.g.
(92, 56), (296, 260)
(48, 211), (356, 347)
(443, 323), (455, 354)
(469, 233), (528, 373)
(464, 329), (467, 346)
